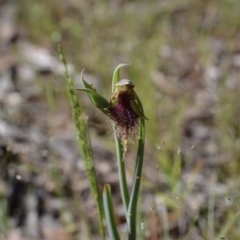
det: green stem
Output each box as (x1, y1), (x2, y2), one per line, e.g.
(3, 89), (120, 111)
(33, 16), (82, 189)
(127, 101), (145, 240)
(115, 131), (130, 218)
(112, 64), (130, 220)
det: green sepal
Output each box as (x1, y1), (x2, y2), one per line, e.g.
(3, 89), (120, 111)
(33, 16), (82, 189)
(76, 88), (110, 115)
(130, 97), (149, 120)
(112, 63), (130, 92)
(82, 77), (96, 92)
(77, 70), (110, 115)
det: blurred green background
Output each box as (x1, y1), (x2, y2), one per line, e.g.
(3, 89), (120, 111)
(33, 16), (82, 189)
(1, 0), (240, 239)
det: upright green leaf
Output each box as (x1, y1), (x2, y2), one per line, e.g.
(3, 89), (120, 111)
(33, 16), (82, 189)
(103, 185), (120, 240)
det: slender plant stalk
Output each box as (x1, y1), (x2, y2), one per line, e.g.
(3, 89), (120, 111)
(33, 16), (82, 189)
(71, 62), (146, 240)
(112, 64), (130, 219)
(111, 64), (146, 239)
(103, 185), (121, 240)
(127, 105), (145, 240)
(58, 45), (105, 240)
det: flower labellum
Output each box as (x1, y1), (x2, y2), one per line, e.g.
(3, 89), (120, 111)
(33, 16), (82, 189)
(107, 79), (148, 152)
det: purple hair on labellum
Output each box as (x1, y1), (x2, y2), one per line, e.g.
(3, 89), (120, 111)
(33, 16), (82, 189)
(109, 91), (139, 142)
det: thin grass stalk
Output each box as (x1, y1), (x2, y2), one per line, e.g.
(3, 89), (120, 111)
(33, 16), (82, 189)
(58, 45), (105, 239)
(207, 178), (215, 240)
(216, 209), (240, 239)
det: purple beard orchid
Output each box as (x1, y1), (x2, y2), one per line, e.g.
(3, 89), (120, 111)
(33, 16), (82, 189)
(78, 76), (148, 153)
(108, 79), (148, 146)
